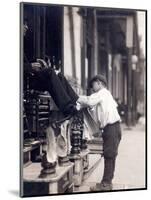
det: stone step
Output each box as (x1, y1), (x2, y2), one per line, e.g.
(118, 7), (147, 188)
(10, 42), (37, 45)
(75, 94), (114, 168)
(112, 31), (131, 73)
(83, 154), (102, 181)
(87, 137), (103, 154)
(23, 162), (74, 196)
(74, 154), (102, 192)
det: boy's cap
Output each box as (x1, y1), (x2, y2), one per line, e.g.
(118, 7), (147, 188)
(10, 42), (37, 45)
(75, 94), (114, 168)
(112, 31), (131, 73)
(89, 74), (107, 88)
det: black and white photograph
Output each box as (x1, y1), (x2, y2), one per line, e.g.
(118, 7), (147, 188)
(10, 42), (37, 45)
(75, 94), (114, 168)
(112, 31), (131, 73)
(20, 2), (146, 197)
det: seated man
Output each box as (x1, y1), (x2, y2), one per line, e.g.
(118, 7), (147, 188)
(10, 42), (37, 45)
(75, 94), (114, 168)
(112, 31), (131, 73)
(23, 22), (79, 117)
(24, 62), (79, 116)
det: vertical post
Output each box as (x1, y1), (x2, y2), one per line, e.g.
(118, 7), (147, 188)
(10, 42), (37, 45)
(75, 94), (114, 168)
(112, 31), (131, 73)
(132, 68), (135, 125)
(106, 24), (112, 89)
(42, 7), (46, 59)
(68, 7), (76, 79)
(36, 6), (41, 58)
(80, 9), (87, 91)
(126, 16), (134, 127)
(61, 7), (64, 74)
(132, 56), (138, 125)
(70, 116), (81, 155)
(70, 111), (84, 155)
(126, 47), (133, 127)
(93, 9), (98, 76)
(33, 6), (41, 59)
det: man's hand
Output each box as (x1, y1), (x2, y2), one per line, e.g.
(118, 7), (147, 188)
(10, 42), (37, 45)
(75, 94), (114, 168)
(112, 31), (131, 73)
(31, 62), (42, 71)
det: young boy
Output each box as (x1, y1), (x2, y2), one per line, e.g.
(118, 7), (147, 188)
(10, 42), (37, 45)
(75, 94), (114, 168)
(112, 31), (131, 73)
(78, 75), (122, 191)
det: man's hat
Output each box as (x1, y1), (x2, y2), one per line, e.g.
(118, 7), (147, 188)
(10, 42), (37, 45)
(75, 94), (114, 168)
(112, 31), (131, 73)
(89, 74), (107, 88)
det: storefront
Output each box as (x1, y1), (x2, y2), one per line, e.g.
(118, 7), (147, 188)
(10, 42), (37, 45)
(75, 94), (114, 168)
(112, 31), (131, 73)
(24, 4), (63, 70)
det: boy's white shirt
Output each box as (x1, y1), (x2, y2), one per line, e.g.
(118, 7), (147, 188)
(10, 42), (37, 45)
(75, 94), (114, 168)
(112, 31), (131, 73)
(78, 88), (121, 128)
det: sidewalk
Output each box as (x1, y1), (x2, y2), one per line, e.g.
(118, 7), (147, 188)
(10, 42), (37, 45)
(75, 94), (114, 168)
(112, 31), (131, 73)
(74, 121), (146, 192)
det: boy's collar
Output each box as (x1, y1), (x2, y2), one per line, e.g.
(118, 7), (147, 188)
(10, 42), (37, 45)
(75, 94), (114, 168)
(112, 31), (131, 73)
(98, 87), (106, 92)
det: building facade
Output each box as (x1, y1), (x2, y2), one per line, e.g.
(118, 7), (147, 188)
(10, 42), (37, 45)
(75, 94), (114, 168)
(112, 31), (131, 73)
(23, 4), (145, 126)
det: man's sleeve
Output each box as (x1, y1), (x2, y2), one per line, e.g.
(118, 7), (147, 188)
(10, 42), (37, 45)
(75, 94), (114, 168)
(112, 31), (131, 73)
(78, 92), (102, 107)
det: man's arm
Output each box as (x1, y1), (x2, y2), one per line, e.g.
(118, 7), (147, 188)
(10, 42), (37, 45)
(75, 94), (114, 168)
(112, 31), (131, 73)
(77, 92), (102, 107)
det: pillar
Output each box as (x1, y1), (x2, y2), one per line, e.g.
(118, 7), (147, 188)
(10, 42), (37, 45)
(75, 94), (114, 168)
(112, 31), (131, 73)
(80, 9), (87, 91)
(126, 47), (133, 127)
(126, 16), (134, 127)
(93, 9), (98, 76)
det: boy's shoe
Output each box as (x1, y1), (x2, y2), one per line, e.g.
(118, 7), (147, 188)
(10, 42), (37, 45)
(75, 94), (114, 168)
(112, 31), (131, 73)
(90, 182), (113, 191)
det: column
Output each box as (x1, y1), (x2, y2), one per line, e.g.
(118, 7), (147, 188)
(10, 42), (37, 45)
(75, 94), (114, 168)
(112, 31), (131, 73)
(80, 9), (87, 91)
(126, 47), (133, 127)
(126, 16), (133, 127)
(93, 9), (98, 76)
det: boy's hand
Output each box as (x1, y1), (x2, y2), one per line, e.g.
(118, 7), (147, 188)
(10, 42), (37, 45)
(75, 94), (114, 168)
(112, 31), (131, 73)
(77, 96), (89, 107)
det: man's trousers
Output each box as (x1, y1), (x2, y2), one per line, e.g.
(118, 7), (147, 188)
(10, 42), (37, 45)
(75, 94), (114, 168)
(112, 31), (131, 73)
(27, 68), (79, 115)
(102, 122), (122, 184)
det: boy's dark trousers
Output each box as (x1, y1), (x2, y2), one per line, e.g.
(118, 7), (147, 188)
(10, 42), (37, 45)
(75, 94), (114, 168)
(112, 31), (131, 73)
(102, 121), (122, 184)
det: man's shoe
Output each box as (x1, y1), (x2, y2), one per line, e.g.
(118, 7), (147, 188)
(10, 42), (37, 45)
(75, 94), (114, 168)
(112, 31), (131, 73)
(90, 182), (113, 191)
(99, 182), (113, 191)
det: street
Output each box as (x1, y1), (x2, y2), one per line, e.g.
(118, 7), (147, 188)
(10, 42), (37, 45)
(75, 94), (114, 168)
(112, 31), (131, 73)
(75, 119), (146, 192)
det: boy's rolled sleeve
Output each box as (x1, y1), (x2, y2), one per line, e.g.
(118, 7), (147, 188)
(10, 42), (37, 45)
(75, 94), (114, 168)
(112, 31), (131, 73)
(78, 92), (102, 107)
